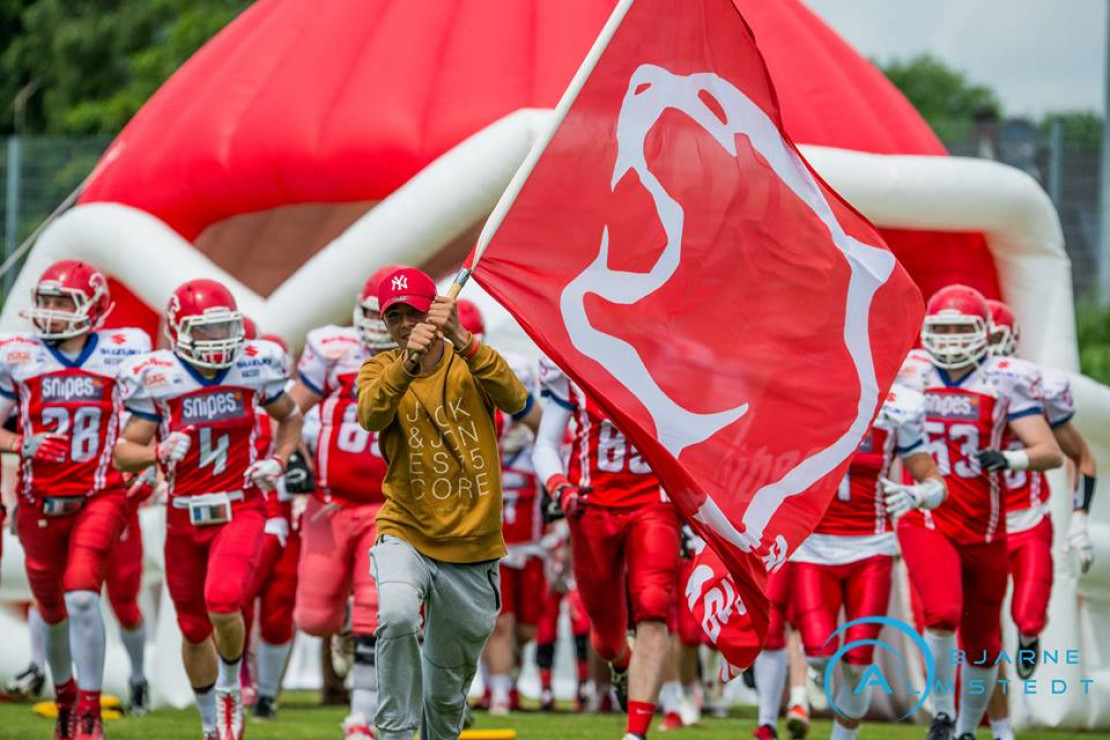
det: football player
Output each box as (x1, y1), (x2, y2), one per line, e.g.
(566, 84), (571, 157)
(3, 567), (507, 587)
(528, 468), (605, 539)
(113, 279), (302, 740)
(286, 268), (395, 740)
(532, 357), (680, 740)
(896, 285), (1063, 740)
(791, 384), (945, 740)
(983, 299), (1096, 740)
(0, 260), (151, 740)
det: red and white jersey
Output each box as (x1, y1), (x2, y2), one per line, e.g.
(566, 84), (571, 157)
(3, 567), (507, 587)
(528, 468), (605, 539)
(0, 329), (150, 501)
(498, 352), (542, 549)
(119, 340), (289, 500)
(896, 352), (1043, 544)
(1002, 366), (1076, 532)
(794, 384), (926, 565)
(538, 356), (663, 508)
(297, 325), (387, 504)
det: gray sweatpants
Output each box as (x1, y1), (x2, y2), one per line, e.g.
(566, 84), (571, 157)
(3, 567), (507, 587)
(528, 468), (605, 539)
(370, 534), (500, 740)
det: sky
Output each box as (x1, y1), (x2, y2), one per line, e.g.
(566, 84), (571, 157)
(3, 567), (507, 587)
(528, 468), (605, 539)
(804, 0), (1106, 117)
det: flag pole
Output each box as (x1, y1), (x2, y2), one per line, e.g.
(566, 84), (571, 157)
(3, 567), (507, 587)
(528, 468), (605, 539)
(449, 0), (636, 300)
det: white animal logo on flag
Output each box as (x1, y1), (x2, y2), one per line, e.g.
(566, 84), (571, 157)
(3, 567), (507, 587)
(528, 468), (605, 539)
(561, 63), (897, 557)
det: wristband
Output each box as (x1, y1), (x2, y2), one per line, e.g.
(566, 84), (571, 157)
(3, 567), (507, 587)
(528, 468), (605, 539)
(918, 478), (947, 510)
(455, 334), (480, 360)
(1074, 473), (1096, 512)
(270, 455), (287, 473)
(1002, 450), (1030, 471)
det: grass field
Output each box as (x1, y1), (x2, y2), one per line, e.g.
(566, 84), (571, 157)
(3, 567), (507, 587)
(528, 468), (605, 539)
(0, 693), (1101, 740)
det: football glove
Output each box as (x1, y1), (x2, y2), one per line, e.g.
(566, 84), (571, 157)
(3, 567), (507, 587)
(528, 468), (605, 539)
(542, 474), (590, 521)
(1064, 510), (1095, 574)
(264, 516), (290, 548)
(19, 432), (69, 462)
(247, 456), (286, 492)
(881, 477), (946, 516)
(156, 431), (192, 464)
(283, 450), (315, 494)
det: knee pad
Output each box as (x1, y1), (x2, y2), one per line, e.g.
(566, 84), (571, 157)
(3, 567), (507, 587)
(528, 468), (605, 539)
(633, 584), (672, 624)
(355, 634), (377, 667)
(63, 590), (100, 621)
(177, 612), (214, 644)
(206, 584), (245, 616)
(924, 604), (960, 633)
(535, 642), (555, 669)
(294, 604), (344, 638)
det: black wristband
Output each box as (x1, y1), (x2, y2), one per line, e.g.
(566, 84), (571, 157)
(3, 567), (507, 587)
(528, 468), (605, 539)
(1074, 473), (1096, 511)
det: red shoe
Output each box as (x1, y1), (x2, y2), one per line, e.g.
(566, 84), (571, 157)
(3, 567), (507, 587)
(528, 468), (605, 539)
(753, 724), (778, 740)
(471, 688), (491, 711)
(785, 703), (810, 740)
(597, 690), (617, 713)
(509, 687), (521, 711)
(574, 681), (590, 712)
(540, 687), (556, 712)
(54, 683), (77, 740)
(659, 711), (684, 731)
(74, 711), (105, 740)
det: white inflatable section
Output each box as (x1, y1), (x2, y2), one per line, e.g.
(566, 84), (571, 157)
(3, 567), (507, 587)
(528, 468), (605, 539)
(0, 110), (1106, 726)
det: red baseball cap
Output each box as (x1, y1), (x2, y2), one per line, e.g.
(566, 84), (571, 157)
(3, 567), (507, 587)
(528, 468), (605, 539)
(378, 266), (438, 315)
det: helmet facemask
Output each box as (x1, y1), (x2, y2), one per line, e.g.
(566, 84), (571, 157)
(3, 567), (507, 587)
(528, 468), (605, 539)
(921, 312), (989, 370)
(988, 324), (1018, 357)
(24, 281), (109, 341)
(172, 309), (245, 369)
(353, 296), (396, 350)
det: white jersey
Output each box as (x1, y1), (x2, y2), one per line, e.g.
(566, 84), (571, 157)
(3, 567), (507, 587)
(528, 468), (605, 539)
(119, 340), (289, 499)
(0, 328), (150, 500)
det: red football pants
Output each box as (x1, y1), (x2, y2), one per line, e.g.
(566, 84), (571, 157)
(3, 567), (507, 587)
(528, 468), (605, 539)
(537, 588), (591, 646)
(244, 526), (302, 645)
(105, 508), (144, 629)
(569, 502), (680, 662)
(499, 557), (545, 625)
(294, 498), (380, 636)
(794, 555), (893, 665)
(1006, 517), (1054, 638)
(669, 556), (709, 647)
(165, 500), (265, 644)
(18, 490), (129, 624)
(763, 563), (797, 651)
(898, 519), (1007, 661)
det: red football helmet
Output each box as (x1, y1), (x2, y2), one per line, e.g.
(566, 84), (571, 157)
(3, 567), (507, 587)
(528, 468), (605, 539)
(985, 299), (1020, 357)
(354, 266), (402, 350)
(262, 333), (290, 353)
(165, 279), (245, 369)
(22, 260), (113, 340)
(242, 316), (259, 340)
(457, 299), (485, 339)
(920, 285), (991, 369)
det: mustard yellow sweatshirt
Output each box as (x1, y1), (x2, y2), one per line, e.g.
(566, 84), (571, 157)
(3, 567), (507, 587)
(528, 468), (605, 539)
(356, 342), (530, 563)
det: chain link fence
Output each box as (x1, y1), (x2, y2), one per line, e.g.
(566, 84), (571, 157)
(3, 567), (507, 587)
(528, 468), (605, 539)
(0, 126), (1103, 302)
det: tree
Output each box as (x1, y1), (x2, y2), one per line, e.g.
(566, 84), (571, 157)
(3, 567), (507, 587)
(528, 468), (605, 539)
(0, 0), (251, 136)
(880, 54), (1002, 141)
(1040, 111), (1103, 150)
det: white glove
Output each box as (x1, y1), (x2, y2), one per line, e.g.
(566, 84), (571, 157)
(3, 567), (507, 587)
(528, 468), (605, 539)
(247, 456), (285, 491)
(881, 477), (946, 517)
(157, 431), (192, 464)
(264, 517), (290, 547)
(1064, 511), (1095, 574)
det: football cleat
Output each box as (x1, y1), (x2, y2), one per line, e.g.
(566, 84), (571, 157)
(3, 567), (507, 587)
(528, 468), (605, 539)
(253, 695), (276, 721)
(785, 703), (810, 740)
(659, 711), (684, 731)
(215, 688), (244, 740)
(539, 687), (556, 712)
(574, 681), (590, 712)
(926, 712), (955, 740)
(330, 631), (356, 680)
(753, 724), (778, 740)
(1016, 635), (1040, 680)
(342, 713), (376, 739)
(489, 697), (511, 716)
(129, 680), (149, 717)
(74, 710), (105, 740)
(5, 663), (46, 700)
(610, 665), (630, 712)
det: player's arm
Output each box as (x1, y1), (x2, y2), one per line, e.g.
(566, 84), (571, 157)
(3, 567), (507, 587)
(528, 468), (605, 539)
(976, 413), (1064, 475)
(1051, 420), (1098, 572)
(883, 451), (947, 516)
(262, 393), (304, 464)
(289, 380), (324, 414)
(531, 401), (588, 519)
(515, 399), (542, 436)
(112, 417), (161, 473)
(0, 397), (18, 455)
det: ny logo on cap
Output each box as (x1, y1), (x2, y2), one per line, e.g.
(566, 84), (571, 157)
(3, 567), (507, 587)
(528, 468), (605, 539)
(392, 275), (408, 291)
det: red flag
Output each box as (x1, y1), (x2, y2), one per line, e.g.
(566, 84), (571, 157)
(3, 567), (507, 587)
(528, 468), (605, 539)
(468, 0), (923, 670)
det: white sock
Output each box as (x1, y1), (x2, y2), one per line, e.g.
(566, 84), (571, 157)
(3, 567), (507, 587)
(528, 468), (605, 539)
(64, 591), (106, 692)
(351, 662), (378, 720)
(754, 648), (788, 727)
(659, 681), (682, 714)
(216, 655), (242, 693)
(990, 717), (1014, 740)
(956, 664), (998, 736)
(256, 640), (292, 699)
(194, 685), (217, 733)
(119, 623), (147, 685)
(29, 607), (47, 672)
(44, 618), (73, 686)
(789, 685), (808, 710)
(831, 720), (859, 740)
(490, 673), (513, 704)
(834, 664), (870, 721)
(924, 630), (957, 717)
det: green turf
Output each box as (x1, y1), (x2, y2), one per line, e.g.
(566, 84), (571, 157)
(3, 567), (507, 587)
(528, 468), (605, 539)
(0, 693), (1101, 739)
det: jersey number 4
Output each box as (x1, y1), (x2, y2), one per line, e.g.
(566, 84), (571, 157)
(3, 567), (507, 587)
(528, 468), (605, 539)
(40, 407), (102, 462)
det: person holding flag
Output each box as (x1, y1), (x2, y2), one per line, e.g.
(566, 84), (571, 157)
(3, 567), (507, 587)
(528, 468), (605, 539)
(356, 266), (531, 740)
